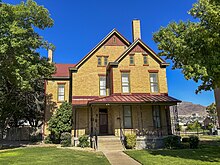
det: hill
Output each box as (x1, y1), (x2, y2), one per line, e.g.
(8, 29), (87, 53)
(177, 101), (207, 116)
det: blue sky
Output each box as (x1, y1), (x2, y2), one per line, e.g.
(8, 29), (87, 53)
(4, 0), (215, 106)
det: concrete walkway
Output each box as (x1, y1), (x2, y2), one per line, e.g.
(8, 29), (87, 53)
(102, 150), (141, 165)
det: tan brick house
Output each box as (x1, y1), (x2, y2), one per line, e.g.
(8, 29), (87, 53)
(44, 20), (180, 147)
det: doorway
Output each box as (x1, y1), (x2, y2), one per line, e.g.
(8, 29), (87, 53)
(99, 109), (108, 134)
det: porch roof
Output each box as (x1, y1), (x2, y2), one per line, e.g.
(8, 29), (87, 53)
(88, 94), (181, 105)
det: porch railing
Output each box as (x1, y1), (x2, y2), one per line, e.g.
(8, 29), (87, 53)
(119, 127), (126, 150)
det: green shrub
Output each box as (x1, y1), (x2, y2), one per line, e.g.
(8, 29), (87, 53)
(60, 132), (72, 147)
(48, 102), (72, 143)
(189, 135), (199, 149)
(182, 137), (190, 143)
(163, 135), (181, 149)
(186, 121), (201, 131)
(125, 134), (136, 149)
(78, 135), (90, 148)
(44, 136), (52, 144)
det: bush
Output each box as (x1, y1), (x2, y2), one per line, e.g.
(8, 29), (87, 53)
(44, 136), (52, 144)
(78, 135), (90, 148)
(182, 137), (190, 143)
(48, 102), (72, 143)
(189, 135), (199, 149)
(60, 132), (72, 147)
(163, 135), (181, 149)
(125, 134), (136, 149)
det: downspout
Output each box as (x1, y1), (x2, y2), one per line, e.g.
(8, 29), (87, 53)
(43, 80), (47, 139)
(73, 106), (77, 146)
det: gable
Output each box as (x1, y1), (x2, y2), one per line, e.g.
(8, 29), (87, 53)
(74, 29), (130, 69)
(115, 39), (169, 67)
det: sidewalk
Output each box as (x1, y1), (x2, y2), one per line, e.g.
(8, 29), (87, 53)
(102, 150), (141, 165)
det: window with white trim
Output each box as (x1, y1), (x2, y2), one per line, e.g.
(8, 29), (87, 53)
(150, 73), (159, 93)
(152, 105), (161, 128)
(58, 84), (65, 101)
(123, 106), (132, 128)
(121, 73), (130, 93)
(99, 76), (106, 96)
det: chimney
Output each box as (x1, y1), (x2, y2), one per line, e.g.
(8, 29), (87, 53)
(132, 19), (141, 41)
(48, 49), (53, 63)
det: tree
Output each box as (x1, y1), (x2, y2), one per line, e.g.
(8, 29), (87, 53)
(48, 102), (72, 143)
(206, 103), (217, 125)
(0, 0), (55, 137)
(153, 0), (220, 126)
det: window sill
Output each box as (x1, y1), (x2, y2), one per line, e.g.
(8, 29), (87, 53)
(97, 65), (106, 67)
(57, 101), (65, 103)
(129, 64), (135, 66)
(143, 64), (149, 66)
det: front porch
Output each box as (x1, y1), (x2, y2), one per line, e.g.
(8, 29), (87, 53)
(72, 104), (173, 138)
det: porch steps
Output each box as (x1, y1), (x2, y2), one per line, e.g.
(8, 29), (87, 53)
(97, 136), (124, 151)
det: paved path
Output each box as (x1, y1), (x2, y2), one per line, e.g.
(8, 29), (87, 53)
(102, 150), (141, 165)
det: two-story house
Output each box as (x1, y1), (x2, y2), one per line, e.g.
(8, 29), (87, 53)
(44, 20), (181, 147)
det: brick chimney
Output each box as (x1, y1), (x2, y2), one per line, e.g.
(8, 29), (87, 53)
(48, 49), (53, 63)
(132, 19), (141, 41)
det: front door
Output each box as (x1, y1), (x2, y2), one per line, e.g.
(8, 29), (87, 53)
(99, 109), (108, 134)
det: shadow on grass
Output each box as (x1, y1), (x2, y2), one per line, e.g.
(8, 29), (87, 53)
(0, 140), (39, 151)
(148, 140), (220, 163)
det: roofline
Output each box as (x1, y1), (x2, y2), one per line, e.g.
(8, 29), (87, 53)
(115, 39), (169, 66)
(88, 101), (180, 105)
(75, 29), (131, 69)
(47, 76), (70, 80)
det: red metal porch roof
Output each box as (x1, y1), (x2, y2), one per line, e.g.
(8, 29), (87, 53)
(88, 94), (181, 105)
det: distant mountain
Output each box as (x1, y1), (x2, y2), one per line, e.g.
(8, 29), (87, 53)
(177, 101), (207, 116)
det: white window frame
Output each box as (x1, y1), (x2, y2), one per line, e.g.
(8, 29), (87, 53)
(99, 76), (106, 96)
(121, 73), (130, 93)
(58, 84), (65, 102)
(150, 73), (159, 93)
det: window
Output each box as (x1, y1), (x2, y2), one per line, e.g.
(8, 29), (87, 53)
(143, 56), (148, 65)
(121, 73), (130, 93)
(152, 105), (161, 128)
(104, 57), (108, 66)
(99, 76), (106, 96)
(113, 37), (116, 43)
(150, 73), (159, 93)
(97, 57), (102, 66)
(123, 106), (132, 128)
(58, 84), (65, 101)
(129, 56), (134, 65)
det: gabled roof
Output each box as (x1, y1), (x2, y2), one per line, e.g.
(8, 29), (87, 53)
(115, 39), (169, 66)
(73, 29), (131, 70)
(52, 64), (76, 78)
(88, 94), (181, 105)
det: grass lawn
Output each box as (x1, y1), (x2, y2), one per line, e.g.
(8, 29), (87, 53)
(0, 147), (110, 165)
(125, 136), (220, 165)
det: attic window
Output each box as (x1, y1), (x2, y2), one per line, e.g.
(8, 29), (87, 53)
(143, 55), (148, 65)
(113, 37), (116, 43)
(97, 57), (102, 66)
(129, 56), (134, 65)
(104, 57), (108, 66)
